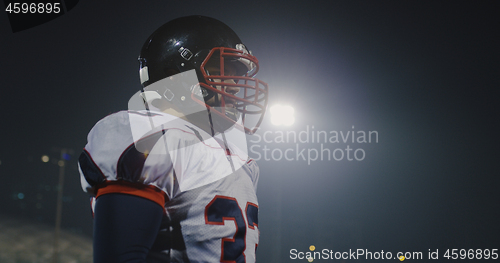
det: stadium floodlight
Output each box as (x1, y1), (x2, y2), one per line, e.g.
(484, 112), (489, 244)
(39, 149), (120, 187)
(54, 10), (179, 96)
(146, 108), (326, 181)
(270, 104), (295, 126)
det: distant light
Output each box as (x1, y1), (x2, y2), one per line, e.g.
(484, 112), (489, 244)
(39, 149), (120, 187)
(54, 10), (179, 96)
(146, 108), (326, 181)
(58, 160), (65, 167)
(270, 104), (295, 126)
(17, 193), (25, 200)
(41, 155), (50, 163)
(62, 153), (71, 161)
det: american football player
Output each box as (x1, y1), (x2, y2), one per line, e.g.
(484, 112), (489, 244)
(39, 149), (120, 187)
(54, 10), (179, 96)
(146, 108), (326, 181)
(78, 15), (268, 263)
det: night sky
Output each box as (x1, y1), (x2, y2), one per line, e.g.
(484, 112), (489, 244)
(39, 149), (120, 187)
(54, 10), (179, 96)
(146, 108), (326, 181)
(0, 1), (498, 262)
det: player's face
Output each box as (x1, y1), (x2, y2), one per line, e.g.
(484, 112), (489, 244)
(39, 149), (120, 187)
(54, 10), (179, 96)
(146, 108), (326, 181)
(204, 62), (241, 109)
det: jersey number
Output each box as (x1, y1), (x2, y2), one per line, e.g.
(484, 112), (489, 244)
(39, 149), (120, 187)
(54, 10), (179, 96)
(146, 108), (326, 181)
(205, 195), (258, 263)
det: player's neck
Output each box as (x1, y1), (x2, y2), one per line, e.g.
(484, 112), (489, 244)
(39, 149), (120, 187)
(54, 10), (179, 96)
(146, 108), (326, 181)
(162, 107), (217, 137)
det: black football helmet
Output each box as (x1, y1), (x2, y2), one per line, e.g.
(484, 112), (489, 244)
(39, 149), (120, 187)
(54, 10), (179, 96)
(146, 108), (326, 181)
(138, 15), (268, 135)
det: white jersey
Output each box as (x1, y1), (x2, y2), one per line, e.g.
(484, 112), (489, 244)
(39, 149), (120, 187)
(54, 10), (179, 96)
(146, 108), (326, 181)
(78, 110), (259, 263)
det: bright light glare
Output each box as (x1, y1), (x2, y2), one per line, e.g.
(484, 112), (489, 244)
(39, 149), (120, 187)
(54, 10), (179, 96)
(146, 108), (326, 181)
(270, 104), (295, 126)
(41, 155), (49, 163)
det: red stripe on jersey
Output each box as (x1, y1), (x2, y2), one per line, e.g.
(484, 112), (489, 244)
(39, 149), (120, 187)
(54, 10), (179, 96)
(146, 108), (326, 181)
(96, 180), (168, 208)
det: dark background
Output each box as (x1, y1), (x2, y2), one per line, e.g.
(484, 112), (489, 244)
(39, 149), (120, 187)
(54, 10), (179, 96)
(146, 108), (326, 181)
(0, 1), (498, 262)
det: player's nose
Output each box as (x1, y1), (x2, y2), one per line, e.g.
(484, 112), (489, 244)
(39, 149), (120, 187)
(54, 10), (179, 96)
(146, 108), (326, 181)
(224, 80), (240, 95)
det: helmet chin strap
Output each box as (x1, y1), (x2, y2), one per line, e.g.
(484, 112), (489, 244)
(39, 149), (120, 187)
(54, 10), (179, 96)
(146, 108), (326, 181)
(212, 93), (236, 174)
(220, 129), (236, 173)
(204, 100), (235, 173)
(207, 107), (216, 137)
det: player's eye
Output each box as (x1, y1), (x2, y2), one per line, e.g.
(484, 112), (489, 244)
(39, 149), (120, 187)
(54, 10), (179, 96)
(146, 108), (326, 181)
(224, 67), (237, 76)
